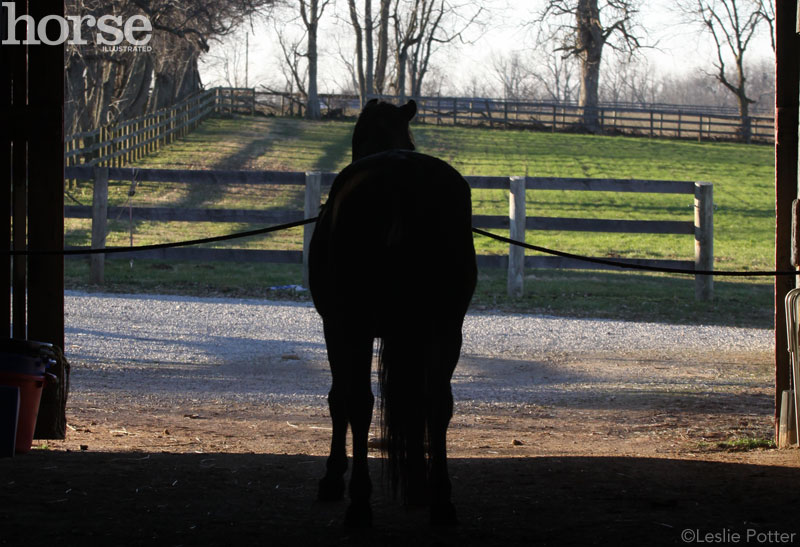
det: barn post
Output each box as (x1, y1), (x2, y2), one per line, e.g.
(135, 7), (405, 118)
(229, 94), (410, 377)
(90, 167), (109, 285)
(303, 172), (322, 287)
(694, 182), (713, 301)
(508, 176), (526, 298)
(774, 0), (800, 441)
(1, 0), (11, 338)
(27, 0), (67, 439)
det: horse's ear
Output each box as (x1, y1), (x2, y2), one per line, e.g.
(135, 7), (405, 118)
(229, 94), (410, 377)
(402, 100), (417, 121)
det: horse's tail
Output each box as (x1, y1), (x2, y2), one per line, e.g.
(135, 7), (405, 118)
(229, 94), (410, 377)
(378, 334), (427, 500)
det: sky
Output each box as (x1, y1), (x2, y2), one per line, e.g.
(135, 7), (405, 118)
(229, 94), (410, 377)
(198, 0), (775, 97)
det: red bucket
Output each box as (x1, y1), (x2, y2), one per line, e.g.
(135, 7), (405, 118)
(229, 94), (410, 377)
(1, 339), (57, 455)
(0, 371), (45, 454)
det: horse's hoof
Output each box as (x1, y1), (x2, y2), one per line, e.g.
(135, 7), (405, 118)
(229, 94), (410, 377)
(344, 502), (373, 528)
(317, 476), (345, 502)
(430, 502), (458, 526)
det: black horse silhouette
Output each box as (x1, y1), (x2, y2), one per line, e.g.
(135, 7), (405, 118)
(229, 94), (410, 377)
(308, 99), (477, 527)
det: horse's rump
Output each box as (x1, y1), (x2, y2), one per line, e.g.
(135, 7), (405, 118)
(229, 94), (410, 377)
(309, 150), (476, 334)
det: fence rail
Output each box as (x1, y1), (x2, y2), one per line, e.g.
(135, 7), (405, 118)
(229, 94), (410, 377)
(64, 166), (714, 300)
(254, 91), (773, 143)
(64, 87), (772, 181)
(64, 88), (246, 175)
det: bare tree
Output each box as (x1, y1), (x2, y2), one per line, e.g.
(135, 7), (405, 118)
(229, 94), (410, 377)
(530, 45), (580, 103)
(677, 0), (769, 142)
(746, 57), (775, 113)
(134, 0), (274, 109)
(65, 0), (275, 134)
(274, 0), (331, 119)
(757, 0), (774, 53)
(388, 0), (483, 101)
(491, 52), (536, 100)
(373, 0), (392, 94)
(346, 0), (374, 107)
(201, 28), (252, 88)
(276, 21), (309, 109)
(600, 51), (660, 105)
(407, 1), (483, 98)
(656, 69), (733, 107)
(390, 0), (422, 102)
(536, 0), (646, 131)
(301, 0), (331, 119)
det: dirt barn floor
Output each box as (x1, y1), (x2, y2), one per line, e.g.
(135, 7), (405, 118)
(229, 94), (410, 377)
(3, 344), (800, 546)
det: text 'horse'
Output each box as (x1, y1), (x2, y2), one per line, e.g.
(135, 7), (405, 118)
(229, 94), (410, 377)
(308, 100), (477, 527)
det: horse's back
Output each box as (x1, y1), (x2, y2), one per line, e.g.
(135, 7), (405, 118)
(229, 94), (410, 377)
(309, 150), (476, 333)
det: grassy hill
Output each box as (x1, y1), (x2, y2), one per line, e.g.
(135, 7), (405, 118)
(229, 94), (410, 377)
(65, 115), (776, 328)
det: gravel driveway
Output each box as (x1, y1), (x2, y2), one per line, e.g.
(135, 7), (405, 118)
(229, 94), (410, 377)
(64, 291), (774, 412)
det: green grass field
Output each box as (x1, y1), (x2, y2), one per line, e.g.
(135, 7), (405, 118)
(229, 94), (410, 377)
(64, 115), (776, 328)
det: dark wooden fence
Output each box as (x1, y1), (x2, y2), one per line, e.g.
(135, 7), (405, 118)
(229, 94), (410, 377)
(64, 88), (239, 173)
(64, 88), (771, 184)
(254, 91), (773, 143)
(63, 166), (714, 300)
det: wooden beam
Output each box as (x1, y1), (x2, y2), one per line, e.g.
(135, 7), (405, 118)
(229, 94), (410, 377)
(27, 0), (66, 439)
(0, 3), (10, 339)
(694, 182), (714, 301)
(65, 205), (305, 225)
(10, 2), (27, 341)
(65, 248), (303, 264)
(507, 176), (525, 298)
(90, 168), (109, 285)
(774, 0), (800, 439)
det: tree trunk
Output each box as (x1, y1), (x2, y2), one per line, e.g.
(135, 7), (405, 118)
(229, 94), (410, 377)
(119, 54), (155, 120)
(95, 62), (118, 127)
(396, 50), (408, 102)
(736, 61), (752, 143)
(374, 0), (391, 94)
(305, 0), (322, 120)
(365, 0), (374, 98)
(576, 0), (604, 132)
(64, 54), (88, 134)
(307, 25), (321, 119)
(348, 0), (366, 105)
(579, 50), (602, 131)
(149, 71), (176, 112)
(176, 52), (201, 101)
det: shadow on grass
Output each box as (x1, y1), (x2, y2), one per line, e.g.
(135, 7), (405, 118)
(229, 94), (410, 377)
(474, 268), (773, 329)
(3, 451), (797, 546)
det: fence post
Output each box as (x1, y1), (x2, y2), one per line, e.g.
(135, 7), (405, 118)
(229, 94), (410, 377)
(303, 172), (322, 287)
(695, 181), (713, 301)
(508, 176), (526, 298)
(90, 166), (109, 285)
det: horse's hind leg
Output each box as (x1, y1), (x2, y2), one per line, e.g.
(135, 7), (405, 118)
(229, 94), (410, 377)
(427, 331), (462, 526)
(344, 339), (375, 528)
(319, 320), (375, 527)
(318, 381), (347, 501)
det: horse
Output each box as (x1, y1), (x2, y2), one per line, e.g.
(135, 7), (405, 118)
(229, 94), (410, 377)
(308, 99), (477, 527)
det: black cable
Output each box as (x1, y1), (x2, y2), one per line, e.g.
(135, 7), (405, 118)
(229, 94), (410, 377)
(472, 227), (799, 277)
(6, 217), (796, 277)
(7, 217), (318, 256)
